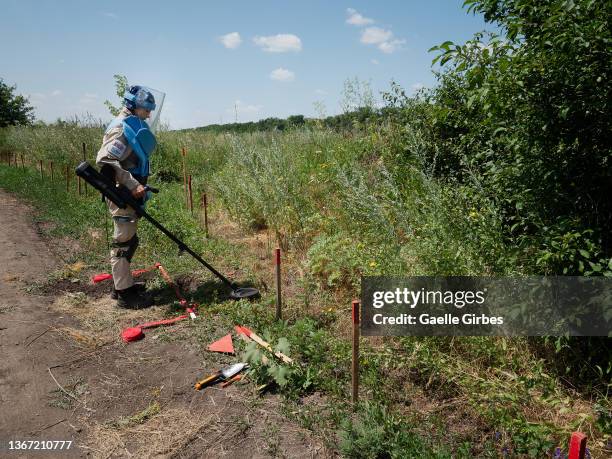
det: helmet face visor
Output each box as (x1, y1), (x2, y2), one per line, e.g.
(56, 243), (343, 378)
(124, 86), (165, 132)
(140, 87), (165, 132)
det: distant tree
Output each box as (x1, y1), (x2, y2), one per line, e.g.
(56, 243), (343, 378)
(287, 115), (305, 127)
(0, 79), (35, 127)
(104, 74), (129, 116)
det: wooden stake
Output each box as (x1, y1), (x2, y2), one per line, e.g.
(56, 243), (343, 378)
(20, 154), (24, 169)
(39, 160), (43, 179)
(181, 147), (188, 207)
(275, 248), (282, 321)
(235, 325), (293, 364)
(352, 299), (360, 407)
(188, 174), (193, 214)
(50, 162), (54, 183)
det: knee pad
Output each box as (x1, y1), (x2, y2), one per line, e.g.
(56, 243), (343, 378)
(112, 234), (139, 262)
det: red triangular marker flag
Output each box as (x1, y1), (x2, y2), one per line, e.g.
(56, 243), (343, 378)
(207, 334), (234, 354)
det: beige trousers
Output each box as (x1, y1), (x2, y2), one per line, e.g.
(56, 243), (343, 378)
(107, 199), (139, 290)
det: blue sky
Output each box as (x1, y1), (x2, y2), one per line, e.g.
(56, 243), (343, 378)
(1, 1), (493, 129)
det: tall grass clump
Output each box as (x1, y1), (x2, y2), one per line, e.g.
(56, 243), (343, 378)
(2, 116), (104, 164)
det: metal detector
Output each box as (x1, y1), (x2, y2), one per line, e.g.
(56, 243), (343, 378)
(75, 161), (259, 300)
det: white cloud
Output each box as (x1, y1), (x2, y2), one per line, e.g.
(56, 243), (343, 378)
(378, 39), (406, 54)
(270, 68), (295, 82)
(102, 12), (117, 19)
(360, 27), (405, 54)
(314, 89), (327, 95)
(360, 27), (392, 45)
(51, 90), (62, 96)
(253, 34), (302, 53)
(219, 32), (242, 49)
(346, 8), (374, 26)
(371, 59), (379, 65)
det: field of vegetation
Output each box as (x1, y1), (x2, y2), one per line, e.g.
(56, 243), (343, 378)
(1, 1), (610, 457)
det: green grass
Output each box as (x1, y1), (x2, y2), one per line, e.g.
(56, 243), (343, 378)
(1, 121), (610, 457)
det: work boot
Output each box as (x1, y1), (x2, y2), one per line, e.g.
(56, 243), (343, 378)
(111, 282), (146, 300)
(116, 285), (153, 309)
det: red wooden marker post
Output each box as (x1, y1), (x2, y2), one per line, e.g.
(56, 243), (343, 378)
(352, 299), (360, 407)
(568, 432), (587, 459)
(188, 175), (194, 214)
(275, 248), (282, 321)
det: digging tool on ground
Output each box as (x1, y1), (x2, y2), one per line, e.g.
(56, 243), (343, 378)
(194, 362), (248, 390)
(221, 373), (243, 388)
(75, 162), (259, 300)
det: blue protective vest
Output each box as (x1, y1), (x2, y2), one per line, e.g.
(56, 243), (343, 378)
(105, 115), (157, 178)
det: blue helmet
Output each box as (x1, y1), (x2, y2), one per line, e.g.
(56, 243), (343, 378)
(123, 85), (156, 111)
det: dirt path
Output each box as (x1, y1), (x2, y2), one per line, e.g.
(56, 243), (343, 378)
(0, 191), (86, 457)
(0, 190), (331, 458)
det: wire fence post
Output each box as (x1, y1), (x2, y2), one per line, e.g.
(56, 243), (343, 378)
(275, 248), (282, 321)
(352, 299), (360, 408)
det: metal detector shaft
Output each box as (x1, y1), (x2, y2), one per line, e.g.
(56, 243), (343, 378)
(137, 208), (236, 289)
(75, 161), (236, 290)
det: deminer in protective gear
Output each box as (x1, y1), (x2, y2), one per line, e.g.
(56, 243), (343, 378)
(96, 85), (161, 308)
